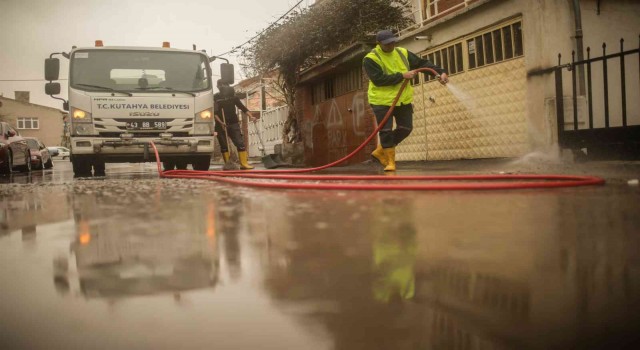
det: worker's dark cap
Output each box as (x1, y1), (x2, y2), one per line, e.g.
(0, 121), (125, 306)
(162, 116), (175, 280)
(376, 30), (399, 45)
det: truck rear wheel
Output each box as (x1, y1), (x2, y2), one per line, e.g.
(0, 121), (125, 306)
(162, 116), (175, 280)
(176, 161), (188, 170)
(192, 156), (211, 171)
(93, 160), (106, 176)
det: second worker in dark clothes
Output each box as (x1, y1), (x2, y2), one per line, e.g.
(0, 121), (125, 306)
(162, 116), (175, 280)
(214, 80), (255, 170)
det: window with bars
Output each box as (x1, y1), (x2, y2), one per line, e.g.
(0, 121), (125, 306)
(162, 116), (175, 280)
(423, 42), (464, 82)
(334, 67), (362, 96)
(17, 117), (39, 130)
(311, 66), (363, 105)
(468, 21), (523, 69)
(324, 78), (335, 101)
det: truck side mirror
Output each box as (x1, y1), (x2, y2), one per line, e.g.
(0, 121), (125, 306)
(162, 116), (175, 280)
(220, 63), (234, 85)
(45, 58), (60, 81)
(45, 82), (61, 95)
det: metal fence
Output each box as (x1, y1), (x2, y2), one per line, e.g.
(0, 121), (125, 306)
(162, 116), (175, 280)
(555, 36), (640, 159)
(247, 105), (289, 157)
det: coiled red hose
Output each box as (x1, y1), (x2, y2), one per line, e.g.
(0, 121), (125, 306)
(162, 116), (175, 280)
(150, 68), (605, 191)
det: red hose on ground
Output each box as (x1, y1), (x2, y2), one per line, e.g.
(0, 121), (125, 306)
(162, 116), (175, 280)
(150, 68), (605, 191)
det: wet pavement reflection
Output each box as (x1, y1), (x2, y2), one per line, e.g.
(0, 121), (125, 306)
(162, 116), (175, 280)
(1, 162), (639, 349)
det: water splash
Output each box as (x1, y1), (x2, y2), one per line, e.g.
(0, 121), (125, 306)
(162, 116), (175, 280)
(446, 83), (476, 110)
(443, 83), (566, 166)
(510, 144), (563, 165)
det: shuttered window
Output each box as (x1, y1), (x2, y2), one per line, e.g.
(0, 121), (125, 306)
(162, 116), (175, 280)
(467, 21), (524, 70)
(312, 66), (363, 105)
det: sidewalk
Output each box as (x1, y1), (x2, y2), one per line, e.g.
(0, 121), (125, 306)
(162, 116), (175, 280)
(273, 157), (640, 184)
(410, 158), (638, 183)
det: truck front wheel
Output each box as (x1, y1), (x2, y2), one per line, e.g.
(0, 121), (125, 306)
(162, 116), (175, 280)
(72, 156), (92, 177)
(163, 161), (176, 171)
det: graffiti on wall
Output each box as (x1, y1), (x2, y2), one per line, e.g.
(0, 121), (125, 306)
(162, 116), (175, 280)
(351, 92), (367, 137)
(327, 100), (346, 152)
(304, 91), (372, 165)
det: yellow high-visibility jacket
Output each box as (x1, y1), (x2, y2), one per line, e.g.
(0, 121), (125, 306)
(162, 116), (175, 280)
(364, 45), (413, 106)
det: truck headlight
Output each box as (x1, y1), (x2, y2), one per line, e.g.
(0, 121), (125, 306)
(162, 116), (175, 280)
(71, 108), (92, 122)
(195, 108), (213, 122)
(195, 123), (211, 135)
(73, 123), (95, 135)
(194, 108), (213, 135)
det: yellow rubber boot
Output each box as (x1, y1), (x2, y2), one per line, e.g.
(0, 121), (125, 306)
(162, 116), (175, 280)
(238, 151), (254, 170)
(371, 144), (388, 167)
(383, 147), (396, 171)
(222, 151), (230, 163)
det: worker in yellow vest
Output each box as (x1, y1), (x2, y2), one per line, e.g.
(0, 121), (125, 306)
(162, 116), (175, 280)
(364, 30), (448, 171)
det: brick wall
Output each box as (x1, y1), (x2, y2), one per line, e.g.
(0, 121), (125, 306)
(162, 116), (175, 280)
(298, 69), (377, 167)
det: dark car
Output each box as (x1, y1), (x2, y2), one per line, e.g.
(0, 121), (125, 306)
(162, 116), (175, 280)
(25, 137), (53, 170)
(0, 122), (32, 174)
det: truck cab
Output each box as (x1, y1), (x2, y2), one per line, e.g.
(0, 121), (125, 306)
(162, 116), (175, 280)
(45, 41), (233, 176)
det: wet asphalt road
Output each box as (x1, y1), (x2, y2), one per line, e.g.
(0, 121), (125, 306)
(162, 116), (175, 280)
(1, 160), (639, 350)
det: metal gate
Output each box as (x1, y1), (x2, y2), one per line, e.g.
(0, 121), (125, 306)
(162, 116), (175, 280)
(247, 105), (288, 157)
(555, 37), (640, 160)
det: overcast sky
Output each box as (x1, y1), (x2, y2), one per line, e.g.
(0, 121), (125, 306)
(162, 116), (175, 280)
(0, 0), (311, 109)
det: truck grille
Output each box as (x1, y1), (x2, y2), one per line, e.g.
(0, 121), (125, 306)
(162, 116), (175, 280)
(93, 118), (196, 134)
(98, 132), (190, 138)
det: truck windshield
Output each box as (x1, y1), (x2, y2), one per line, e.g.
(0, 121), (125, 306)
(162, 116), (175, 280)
(70, 49), (211, 93)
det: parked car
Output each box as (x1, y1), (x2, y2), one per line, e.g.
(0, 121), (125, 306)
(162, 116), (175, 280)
(47, 147), (59, 157)
(50, 146), (70, 160)
(25, 137), (53, 170)
(0, 122), (32, 174)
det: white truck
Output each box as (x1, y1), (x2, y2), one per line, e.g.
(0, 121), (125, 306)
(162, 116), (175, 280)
(45, 41), (233, 176)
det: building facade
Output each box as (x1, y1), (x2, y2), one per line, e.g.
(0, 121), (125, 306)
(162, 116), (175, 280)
(294, 0), (639, 165)
(0, 92), (66, 148)
(297, 44), (376, 166)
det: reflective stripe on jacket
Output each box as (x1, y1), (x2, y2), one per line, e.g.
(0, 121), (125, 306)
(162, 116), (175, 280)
(365, 46), (413, 106)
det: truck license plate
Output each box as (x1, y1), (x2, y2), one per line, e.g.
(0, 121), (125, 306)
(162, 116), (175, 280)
(125, 120), (168, 130)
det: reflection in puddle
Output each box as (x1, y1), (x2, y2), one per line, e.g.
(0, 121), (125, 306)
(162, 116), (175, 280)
(0, 187), (70, 240)
(53, 190), (220, 300)
(0, 181), (638, 349)
(248, 190), (640, 349)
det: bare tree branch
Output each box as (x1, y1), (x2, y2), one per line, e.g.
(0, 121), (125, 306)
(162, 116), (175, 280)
(241, 0), (412, 143)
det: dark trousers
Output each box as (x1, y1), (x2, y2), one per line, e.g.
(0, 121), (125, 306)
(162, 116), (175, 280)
(215, 122), (246, 152)
(371, 104), (413, 149)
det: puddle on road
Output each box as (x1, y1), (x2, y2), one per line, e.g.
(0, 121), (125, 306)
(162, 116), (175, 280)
(1, 180), (639, 350)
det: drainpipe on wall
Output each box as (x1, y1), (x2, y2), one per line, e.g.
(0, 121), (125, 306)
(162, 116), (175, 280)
(572, 0), (586, 95)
